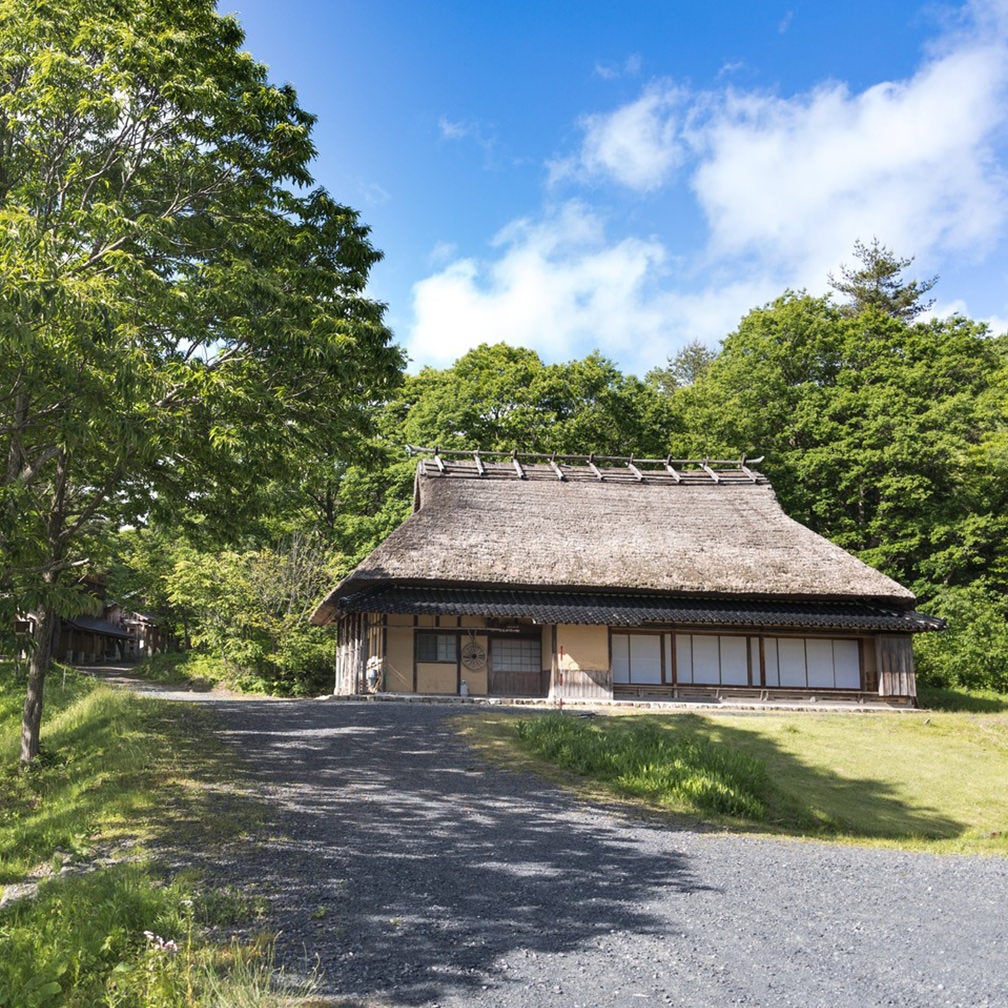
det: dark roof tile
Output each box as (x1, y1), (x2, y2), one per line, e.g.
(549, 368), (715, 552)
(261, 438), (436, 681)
(338, 585), (941, 633)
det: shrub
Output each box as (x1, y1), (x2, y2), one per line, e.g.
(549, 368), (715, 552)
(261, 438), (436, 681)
(514, 713), (768, 819)
(914, 582), (1008, 692)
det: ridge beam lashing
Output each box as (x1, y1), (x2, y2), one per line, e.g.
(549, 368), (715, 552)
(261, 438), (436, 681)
(404, 446), (766, 484)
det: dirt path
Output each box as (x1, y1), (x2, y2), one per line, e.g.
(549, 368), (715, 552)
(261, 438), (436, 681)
(145, 695), (1008, 1008)
(78, 663), (255, 701)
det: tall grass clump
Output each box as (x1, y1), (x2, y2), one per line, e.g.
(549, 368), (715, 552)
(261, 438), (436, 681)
(0, 868), (320, 1007)
(0, 663), (317, 1006)
(514, 713), (768, 819)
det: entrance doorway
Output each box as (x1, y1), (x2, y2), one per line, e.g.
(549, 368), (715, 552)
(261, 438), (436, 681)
(488, 636), (543, 696)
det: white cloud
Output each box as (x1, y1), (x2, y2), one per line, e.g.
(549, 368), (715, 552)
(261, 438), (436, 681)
(409, 203), (664, 370)
(934, 298), (1008, 336)
(427, 241), (458, 266)
(691, 35), (1008, 279)
(409, 1), (1008, 375)
(438, 116), (469, 141)
(985, 313), (1008, 336)
(558, 2), (1008, 281)
(357, 180), (390, 206)
(552, 83), (685, 191)
(594, 53), (643, 81)
(407, 203), (776, 374)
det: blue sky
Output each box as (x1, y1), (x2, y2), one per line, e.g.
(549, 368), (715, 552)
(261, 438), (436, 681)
(225, 1), (1008, 377)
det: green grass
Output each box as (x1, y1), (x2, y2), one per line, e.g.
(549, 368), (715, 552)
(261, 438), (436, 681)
(916, 682), (1008, 712)
(465, 703), (1008, 854)
(514, 714), (767, 818)
(129, 652), (228, 693)
(0, 661), (332, 1007)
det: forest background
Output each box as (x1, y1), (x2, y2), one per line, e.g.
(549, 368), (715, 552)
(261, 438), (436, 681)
(2, 2), (1007, 761)
(112, 241), (1008, 700)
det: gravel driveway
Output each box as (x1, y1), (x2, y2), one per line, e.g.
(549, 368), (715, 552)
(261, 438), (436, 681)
(175, 697), (1005, 1008)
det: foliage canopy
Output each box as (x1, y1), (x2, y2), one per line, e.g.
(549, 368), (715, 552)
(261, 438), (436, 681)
(0, 0), (402, 760)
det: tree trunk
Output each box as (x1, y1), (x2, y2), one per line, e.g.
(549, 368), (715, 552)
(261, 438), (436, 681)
(21, 605), (58, 765)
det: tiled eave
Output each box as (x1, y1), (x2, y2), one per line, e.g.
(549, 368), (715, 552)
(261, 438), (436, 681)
(333, 585), (943, 633)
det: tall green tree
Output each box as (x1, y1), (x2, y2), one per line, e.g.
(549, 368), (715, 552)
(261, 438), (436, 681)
(317, 343), (677, 568)
(828, 238), (937, 321)
(674, 291), (1008, 596)
(398, 343), (670, 456)
(0, 0), (403, 762)
(646, 339), (717, 393)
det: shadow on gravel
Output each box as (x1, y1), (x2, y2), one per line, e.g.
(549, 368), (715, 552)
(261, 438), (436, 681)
(193, 701), (713, 1005)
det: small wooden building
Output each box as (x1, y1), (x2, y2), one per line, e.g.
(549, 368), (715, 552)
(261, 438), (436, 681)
(310, 449), (941, 705)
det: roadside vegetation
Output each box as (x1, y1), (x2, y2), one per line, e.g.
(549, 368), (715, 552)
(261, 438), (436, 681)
(0, 663), (327, 1007)
(469, 693), (1008, 855)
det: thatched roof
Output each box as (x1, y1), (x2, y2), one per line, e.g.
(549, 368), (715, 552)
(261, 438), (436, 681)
(312, 452), (918, 625)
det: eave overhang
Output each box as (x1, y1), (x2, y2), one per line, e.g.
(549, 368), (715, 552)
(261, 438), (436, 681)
(319, 584), (943, 633)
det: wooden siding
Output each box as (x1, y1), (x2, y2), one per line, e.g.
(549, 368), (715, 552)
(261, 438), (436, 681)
(335, 613), (367, 695)
(488, 633), (544, 696)
(877, 635), (917, 698)
(551, 624), (612, 700)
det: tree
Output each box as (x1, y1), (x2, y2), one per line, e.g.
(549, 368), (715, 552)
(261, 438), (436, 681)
(673, 291), (1008, 597)
(397, 343), (671, 457)
(913, 581), (1008, 692)
(645, 339), (717, 393)
(0, 0), (403, 763)
(314, 344), (679, 572)
(828, 238), (937, 321)
(145, 533), (343, 695)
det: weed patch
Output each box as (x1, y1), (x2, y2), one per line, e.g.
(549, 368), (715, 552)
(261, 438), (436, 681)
(0, 663), (316, 1006)
(514, 712), (768, 819)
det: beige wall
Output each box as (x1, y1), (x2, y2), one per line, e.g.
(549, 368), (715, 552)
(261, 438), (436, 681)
(416, 662), (458, 694)
(556, 624), (609, 672)
(384, 623), (414, 693)
(550, 624), (612, 699)
(382, 618), (492, 695)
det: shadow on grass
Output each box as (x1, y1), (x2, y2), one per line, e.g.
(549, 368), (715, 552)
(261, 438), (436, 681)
(492, 711), (967, 844)
(680, 716), (964, 841)
(0, 686), (267, 883)
(916, 684), (1008, 713)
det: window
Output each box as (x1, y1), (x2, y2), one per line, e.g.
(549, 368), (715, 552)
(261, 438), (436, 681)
(611, 633), (663, 684)
(491, 637), (541, 673)
(675, 634), (750, 686)
(416, 631), (457, 663)
(763, 637), (861, 689)
(610, 632), (863, 691)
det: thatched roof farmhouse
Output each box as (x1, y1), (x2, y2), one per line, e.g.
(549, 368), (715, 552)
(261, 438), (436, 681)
(311, 448), (939, 705)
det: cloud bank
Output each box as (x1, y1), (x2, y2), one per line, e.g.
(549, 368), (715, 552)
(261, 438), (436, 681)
(408, 1), (1008, 373)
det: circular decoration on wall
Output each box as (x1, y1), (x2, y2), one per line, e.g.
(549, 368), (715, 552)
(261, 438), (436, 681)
(461, 640), (487, 670)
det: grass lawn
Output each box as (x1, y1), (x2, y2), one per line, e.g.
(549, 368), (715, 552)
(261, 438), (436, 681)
(0, 662), (328, 1007)
(459, 695), (1008, 855)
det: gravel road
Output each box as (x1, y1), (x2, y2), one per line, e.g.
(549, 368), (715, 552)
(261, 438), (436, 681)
(164, 696), (1006, 1008)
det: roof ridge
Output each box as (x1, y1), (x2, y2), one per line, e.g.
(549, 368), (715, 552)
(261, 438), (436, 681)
(406, 445), (768, 485)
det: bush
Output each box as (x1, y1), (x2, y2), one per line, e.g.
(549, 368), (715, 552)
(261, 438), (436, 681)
(135, 635), (333, 698)
(514, 713), (768, 819)
(914, 582), (1008, 692)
